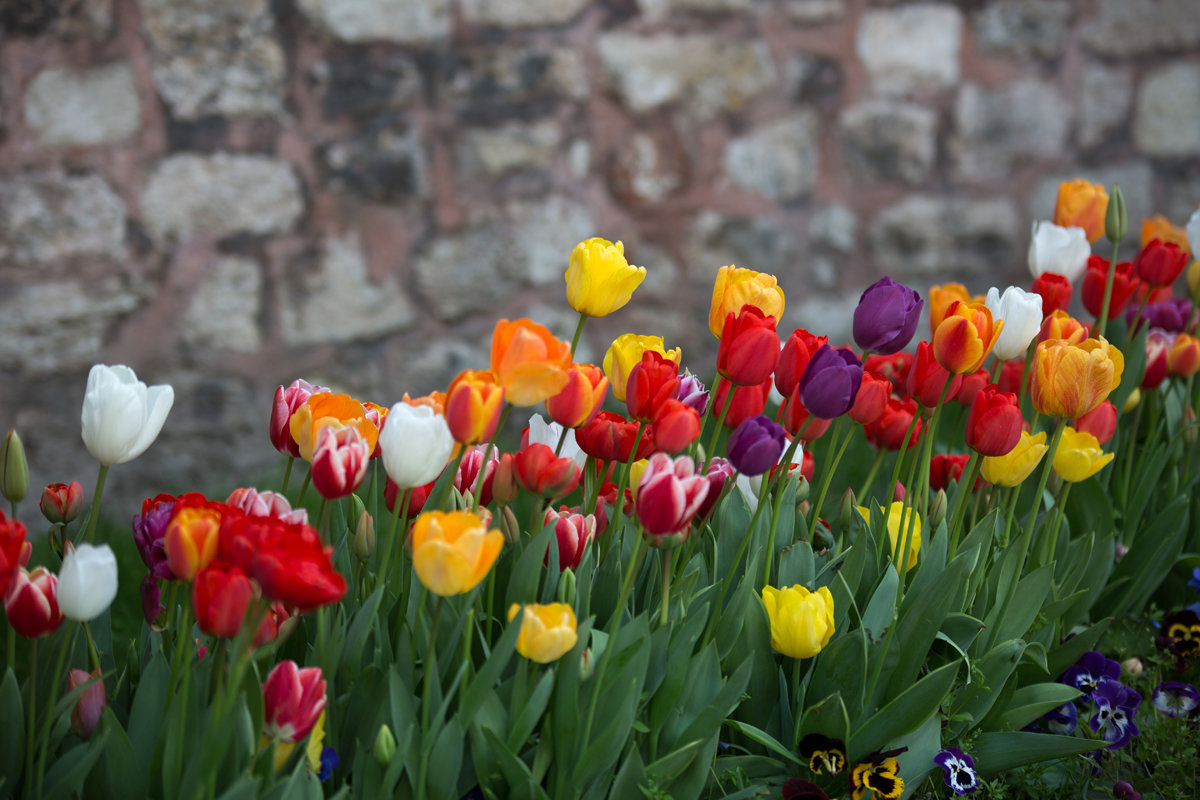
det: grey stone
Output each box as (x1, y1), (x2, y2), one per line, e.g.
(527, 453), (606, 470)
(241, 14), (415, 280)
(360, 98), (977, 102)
(1160, 169), (1200, 227)
(279, 236), (417, 346)
(952, 79), (1071, 180)
(781, 0), (847, 24)
(785, 293), (859, 346)
(975, 1), (1071, 60)
(0, 171), (126, 266)
(1028, 163), (1153, 234)
(809, 256), (839, 290)
(810, 204), (859, 254)
(315, 52), (421, 118)
(24, 62), (140, 148)
(838, 99), (936, 184)
(141, 154), (303, 244)
(461, 0), (589, 27)
(568, 140), (591, 179)
(782, 54), (844, 106)
(182, 257), (263, 352)
(686, 212), (799, 287)
(1080, 0), (1200, 58)
(598, 33), (776, 119)
(870, 195), (1021, 279)
(438, 46), (587, 122)
(507, 197), (596, 286)
(321, 124), (427, 203)
(400, 338), (490, 397)
(1134, 63), (1200, 157)
(608, 129), (690, 207)
(457, 120), (562, 177)
(141, 0), (286, 119)
(724, 113), (819, 202)
(856, 5), (962, 94)
(0, 0), (112, 39)
(639, 0), (763, 15)
(0, 279), (142, 373)
(298, 0), (450, 44)
(1079, 62), (1133, 149)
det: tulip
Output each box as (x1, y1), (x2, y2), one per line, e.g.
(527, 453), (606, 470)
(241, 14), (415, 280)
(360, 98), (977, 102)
(985, 286), (1041, 361)
(454, 445), (498, 507)
(0, 511), (28, 599)
(513, 443), (582, 500)
(775, 328), (828, 399)
(269, 379), (328, 457)
(1141, 330), (1172, 390)
(1038, 310), (1091, 346)
(858, 502), (921, 573)
(1074, 401), (1117, 445)
(263, 661), (326, 743)
(625, 350), (681, 424)
(80, 364), (174, 466)
(635, 453), (709, 542)
(311, 426), (371, 500)
(289, 392), (378, 463)
(544, 507), (596, 571)
(1132, 282), (1174, 307)
(67, 669), (106, 740)
(1135, 239), (1188, 287)
(564, 237), (647, 317)
(0, 429), (28, 505)
(1028, 221), (1090, 284)
(133, 493), (182, 583)
(378, 403), (455, 489)
(674, 372), (709, 416)
(695, 458), (736, 520)
(525, 413), (587, 470)
(384, 477), (434, 517)
(852, 277), (923, 355)
(57, 543), (118, 622)
(1053, 427), (1114, 483)
(760, 584), (835, 659)
(40, 481), (84, 525)
(603, 334), (681, 402)
(1054, 179), (1108, 243)
(445, 370), (505, 445)
(1030, 272), (1073, 317)
(652, 399), (701, 454)
(933, 301), (1003, 375)
(864, 397), (922, 451)
(965, 385), (1022, 457)
(929, 453), (971, 493)
(981, 430), (1048, 486)
(576, 411), (653, 463)
(193, 563), (254, 639)
(1128, 298), (1193, 335)
(410, 510), (503, 596)
(708, 266), (786, 338)
(1030, 337), (1124, 419)
(546, 364), (608, 429)
(907, 341), (963, 407)
(727, 416), (787, 477)
(1187, 208), (1200, 260)
(1141, 214), (1189, 254)
(231, 516), (346, 611)
(490, 319), (573, 406)
(953, 369), (990, 409)
(1081, 255), (1139, 319)
(717, 305), (780, 386)
(997, 359), (1025, 396)
(928, 283), (972, 336)
(164, 497), (225, 582)
(4, 566), (63, 638)
(848, 371), (891, 426)
(1168, 333), (1200, 378)
(799, 346), (863, 419)
(362, 402), (388, 457)
(226, 487), (307, 524)
(781, 392), (833, 441)
(507, 603), (579, 663)
(864, 352), (914, 393)
(713, 377), (773, 429)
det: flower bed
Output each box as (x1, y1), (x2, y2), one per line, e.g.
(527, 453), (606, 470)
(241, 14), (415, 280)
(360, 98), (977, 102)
(1, 183), (1199, 799)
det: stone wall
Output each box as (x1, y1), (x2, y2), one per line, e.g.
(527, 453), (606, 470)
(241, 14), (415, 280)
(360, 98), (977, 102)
(1, 0), (1199, 504)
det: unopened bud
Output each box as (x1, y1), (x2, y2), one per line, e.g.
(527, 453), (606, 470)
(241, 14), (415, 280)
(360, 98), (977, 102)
(1183, 405), (1197, 445)
(1114, 542), (1129, 562)
(41, 481), (83, 525)
(837, 487), (856, 530)
(1123, 389), (1140, 413)
(1188, 260), (1200, 297)
(501, 505), (521, 544)
(557, 567), (577, 604)
(1, 429), (29, 504)
(354, 510), (375, 561)
(794, 475), (810, 503)
(579, 648), (595, 681)
(928, 489), (947, 530)
(1105, 184), (1126, 244)
(892, 481), (906, 503)
(373, 725), (397, 765)
(1120, 657), (1143, 677)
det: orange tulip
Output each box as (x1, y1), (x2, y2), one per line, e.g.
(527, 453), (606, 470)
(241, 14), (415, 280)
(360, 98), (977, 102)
(546, 363), (608, 428)
(708, 266), (785, 338)
(1054, 179), (1109, 244)
(1030, 337), (1124, 419)
(164, 498), (225, 582)
(1141, 214), (1190, 257)
(928, 283), (971, 335)
(410, 510), (503, 596)
(932, 301), (1003, 375)
(289, 393), (379, 462)
(1168, 333), (1200, 378)
(401, 391), (447, 416)
(490, 319), (573, 407)
(445, 370), (506, 445)
(1037, 310), (1091, 346)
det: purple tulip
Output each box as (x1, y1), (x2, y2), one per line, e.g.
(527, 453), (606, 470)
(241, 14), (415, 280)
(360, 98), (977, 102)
(675, 373), (710, 417)
(852, 277), (923, 355)
(726, 416), (787, 477)
(798, 346), (863, 419)
(1127, 298), (1193, 334)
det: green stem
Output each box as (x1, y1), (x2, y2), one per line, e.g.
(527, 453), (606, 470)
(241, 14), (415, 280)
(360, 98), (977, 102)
(25, 639), (37, 798)
(569, 312), (588, 357)
(659, 549), (672, 628)
(281, 456), (294, 495)
(296, 468), (312, 506)
(704, 378), (735, 468)
(806, 418), (851, 540)
(896, 382), (951, 600)
(764, 436), (803, 583)
(83, 464), (109, 544)
(856, 449), (886, 506)
(1040, 482), (1073, 569)
(433, 449), (467, 511)
(1018, 421), (1066, 572)
(947, 451), (981, 557)
(884, 410), (922, 504)
(35, 626), (78, 797)
(82, 621), (100, 673)
(1095, 239), (1121, 341)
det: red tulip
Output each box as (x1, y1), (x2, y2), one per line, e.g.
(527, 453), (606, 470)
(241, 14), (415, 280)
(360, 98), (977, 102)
(1031, 272), (1073, 317)
(713, 377), (773, 429)
(775, 328), (827, 399)
(544, 507), (596, 571)
(652, 399), (702, 454)
(625, 351), (680, 424)
(1074, 401), (1117, 445)
(864, 397), (923, 451)
(67, 669), (106, 740)
(848, 371), (891, 426)
(906, 341), (962, 407)
(718, 305), (780, 386)
(40, 481), (84, 525)
(262, 661), (326, 743)
(1135, 239), (1188, 287)
(577, 411), (653, 463)
(193, 562), (254, 639)
(546, 364), (608, 429)
(965, 385), (1022, 457)
(269, 379), (328, 458)
(953, 369), (991, 409)
(4, 566), (63, 638)
(1081, 255), (1139, 319)
(781, 391), (833, 441)
(1142, 330), (1172, 390)
(514, 444), (582, 500)
(310, 426), (370, 500)
(997, 358), (1026, 396)
(223, 516), (346, 612)
(929, 453), (971, 493)
(863, 352), (914, 397)
(635, 454), (709, 545)
(384, 477), (434, 517)
(1, 510), (28, 598)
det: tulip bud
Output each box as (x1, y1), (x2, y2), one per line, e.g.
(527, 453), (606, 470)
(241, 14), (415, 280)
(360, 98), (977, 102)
(1105, 184), (1126, 244)
(1120, 657), (1143, 677)
(0, 430), (29, 505)
(373, 725), (397, 765)
(354, 510), (375, 561)
(1114, 542), (1129, 562)
(794, 475), (810, 504)
(579, 648), (595, 681)
(837, 487), (856, 530)
(40, 481), (84, 525)
(557, 567), (576, 604)
(928, 489), (947, 530)
(67, 669), (106, 740)
(501, 505), (521, 545)
(1123, 389), (1141, 413)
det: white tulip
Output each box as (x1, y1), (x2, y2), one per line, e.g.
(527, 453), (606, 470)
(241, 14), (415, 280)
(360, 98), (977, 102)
(1027, 221), (1090, 284)
(378, 403), (454, 489)
(80, 365), (174, 466)
(526, 413), (586, 470)
(58, 543), (119, 622)
(985, 286), (1043, 361)
(1187, 207), (1200, 259)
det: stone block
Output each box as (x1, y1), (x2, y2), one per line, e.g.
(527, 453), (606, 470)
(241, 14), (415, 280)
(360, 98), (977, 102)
(316, 52), (421, 118)
(437, 46), (587, 122)
(457, 119), (562, 177)
(781, 0), (847, 24)
(321, 123), (427, 203)
(639, 0), (763, 15)
(856, 5), (962, 94)
(869, 195), (1020, 279)
(724, 113), (818, 202)
(686, 213), (799, 287)
(952, 79), (1071, 180)
(182, 257), (263, 352)
(809, 204), (859, 254)
(141, 154), (304, 244)
(24, 62), (140, 148)
(1079, 62), (1133, 149)
(838, 99), (937, 184)
(975, 1), (1071, 60)
(0, 172), (126, 266)
(1134, 63), (1200, 157)
(298, 0), (450, 44)
(785, 293), (859, 345)
(461, 0), (590, 28)
(782, 55), (843, 107)
(607, 129), (690, 207)
(1080, 0), (1200, 58)
(0, 0), (112, 39)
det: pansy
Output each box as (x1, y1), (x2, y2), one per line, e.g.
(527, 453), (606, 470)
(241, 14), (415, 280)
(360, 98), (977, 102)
(1042, 700), (1078, 735)
(1189, 567), (1200, 593)
(933, 747), (979, 795)
(1089, 680), (1141, 750)
(1061, 651), (1120, 701)
(849, 749), (906, 800)
(798, 734), (845, 776)
(1156, 608), (1200, 668)
(1151, 682), (1199, 718)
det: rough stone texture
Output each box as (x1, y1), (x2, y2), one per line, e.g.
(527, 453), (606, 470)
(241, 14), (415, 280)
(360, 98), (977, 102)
(809, 204), (859, 254)
(1028, 164), (1154, 232)
(598, 33), (776, 118)
(0, 172), (126, 266)
(686, 213), (799, 287)
(298, 0), (450, 44)
(1160, 169), (1200, 225)
(786, 293), (859, 346)
(953, 79), (1071, 180)
(640, 0), (762, 15)
(141, 154), (304, 243)
(724, 113), (818, 201)
(1080, 0), (1200, 58)
(457, 120), (562, 178)
(182, 257), (263, 352)
(869, 196), (1021, 279)
(24, 63), (141, 148)
(781, 0), (847, 24)
(0, 0), (113, 39)
(141, 0), (286, 119)
(856, 5), (962, 94)
(321, 124), (427, 203)
(1079, 62), (1133, 149)
(608, 129), (690, 207)
(838, 99), (937, 184)
(315, 52), (421, 119)
(507, 197), (596, 286)
(782, 55), (844, 107)
(1134, 63), (1200, 157)
(437, 45), (587, 121)
(975, 1), (1072, 60)
(279, 237), (417, 346)
(461, 0), (590, 28)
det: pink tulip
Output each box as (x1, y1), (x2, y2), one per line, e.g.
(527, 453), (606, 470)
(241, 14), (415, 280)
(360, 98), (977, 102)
(262, 661), (326, 743)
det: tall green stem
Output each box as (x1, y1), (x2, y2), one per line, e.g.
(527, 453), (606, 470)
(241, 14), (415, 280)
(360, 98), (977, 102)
(1018, 421), (1066, 571)
(806, 418), (851, 540)
(83, 464), (109, 544)
(947, 451), (981, 557)
(659, 550), (672, 628)
(1095, 240), (1121, 341)
(569, 312), (588, 357)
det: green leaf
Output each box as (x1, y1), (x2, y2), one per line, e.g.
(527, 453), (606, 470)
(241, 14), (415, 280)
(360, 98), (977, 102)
(0, 668), (24, 793)
(508, 670), (554, 752)
(852, 661), (958, 760)
(806, 630), (867, 724)
(427, 717), (464, 800)
(338, 586), (384, 680)
(777, 540), (815, 588)
(646, 739), (704, 785)
(505, 524), (555, 609)
(43, 728), (111, 800)
(984, 565), (1054, 651)
(881, 555), (971, 702)
(861, 569), (899, 644)
(98, 707), (147, 798)
(1111, 324), (1146, 413)
(971, 731), (1102, 776)
(948, 639), (1025, 737)
(998, 683), (1082, 731)
(797, 692), (850, 749)
(608, 747), (648, 800)
(723, 720), (804, 765)
(460, 606), (522, 721)
(892, 711), (941, 800)
(1098, 496), (1189, 617)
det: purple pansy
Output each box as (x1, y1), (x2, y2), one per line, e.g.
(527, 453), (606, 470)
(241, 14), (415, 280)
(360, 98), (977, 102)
(1062, 651), (1121, 702)
(1043, 701), (1078, 735)
(1090, 681), (1141, 750)
(1151, 682), (1199, 718)
(933, 747), (979, 795)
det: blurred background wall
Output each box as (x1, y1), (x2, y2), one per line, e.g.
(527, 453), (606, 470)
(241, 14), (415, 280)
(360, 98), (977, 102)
(1, 0), (1198, 504)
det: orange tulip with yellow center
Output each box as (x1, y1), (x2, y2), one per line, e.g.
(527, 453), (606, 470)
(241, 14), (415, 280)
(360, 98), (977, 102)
(1030, 337), (1125, 419)
(932, 301), (1003, 375)
(546, 363), (609, 428)
(490, 319), (573, 407)
(1054, 179), (1109, 243)
(289, 393), (379, 462)
(928, 283), (972, 335)
(444, 370), (506, 445)
(410, 510), (503, 596)
(708, 265), (785, 338)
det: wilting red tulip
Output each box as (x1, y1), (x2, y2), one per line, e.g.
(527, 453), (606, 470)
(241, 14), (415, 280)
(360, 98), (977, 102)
(310, 426), (371, 500)
(713, 377), (773, 429)
(1031, 272), (1073, 317)
(40, 481), (83, 525)
(193, 562), (254, 639)
(546, 364), (608, 429)
(848, 371), (891, 426)
(718, 305), (780, 386)
(635, 453), (709, 545)
(262, 661), (326, 743)
(652, 399), (702, 454)
(965, 385), (1022, 457)
(776, 328), (828, 399)
(906, 341), (963, 407)
(67, 669), (106, 740)
(929, 453), (971, 493)
(1074, 400), (1117, 445)
(1135, 239), (1188, 287)
(576, 411), (653, 463)
(1082, 255), (1139, 319)
(4, 566), (63, 638)
(544, 506), (596, 571)
(864, 398), (923, 451)
(444, 370), (506, 446)
(514, 444), (582, 500)
(626, 351), (681, 424)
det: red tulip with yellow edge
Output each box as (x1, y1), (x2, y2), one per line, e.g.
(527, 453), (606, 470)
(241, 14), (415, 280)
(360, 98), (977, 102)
(1054, 179), (1108, 243)
(410, 510), (503, 596)
(932, 301), (1003, 375)
(490, 319), (573, 406)
(1030, 337), (1124, 419)
(546, 363), (608, 428)
(164, 496), (227, 582)
(289, 392), (379, 462)
(1168, 333), (1200, 378)
(445, 370), (505, 445)
(708, 265), (785, 338)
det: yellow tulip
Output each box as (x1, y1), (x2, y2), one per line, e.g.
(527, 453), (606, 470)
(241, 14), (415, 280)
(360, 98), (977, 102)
(708, 265), (785, 338)
(410, 511), (503, 596)
(267, 710), (325, 774)
(565, 238), (647, 317)
(981, 430), (1048, 487)
(1054, 179), (1109, 244)
(602, 334), (682, 402)
(289, 392), (379, 462)
(1052, 427), (1114, 483)
(1030, 337), (1124, 419)
(857, 502), (921, 574)
(760, 584), (834, 659)
(507, 603), (578, 663)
